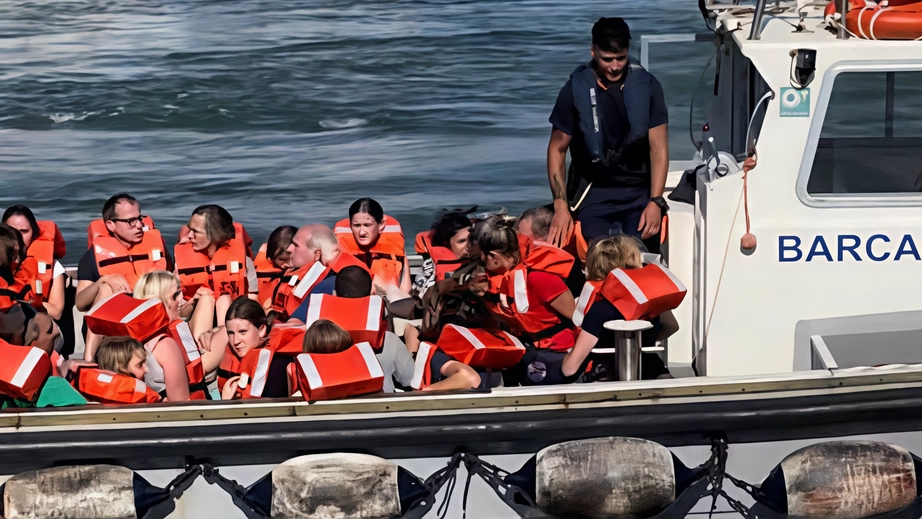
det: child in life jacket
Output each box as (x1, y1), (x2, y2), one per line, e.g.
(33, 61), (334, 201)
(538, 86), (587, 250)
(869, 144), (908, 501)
(336, 198), (412, 294)
(3, 205), (66, 320)
(96, 336), (149, 380)
(560, 235), (677, 383)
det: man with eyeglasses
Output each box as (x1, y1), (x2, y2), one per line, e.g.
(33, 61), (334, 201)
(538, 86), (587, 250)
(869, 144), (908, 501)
(546, 17), (669, 253)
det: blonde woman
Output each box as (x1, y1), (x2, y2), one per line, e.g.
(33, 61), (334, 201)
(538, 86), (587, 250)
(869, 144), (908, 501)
(561, 235), (674, 381)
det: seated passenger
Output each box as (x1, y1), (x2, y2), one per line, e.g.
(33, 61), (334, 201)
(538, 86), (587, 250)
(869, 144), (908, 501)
(134, 270), (217, 396)
(406, 211), (486, 352)
(254, 225), (296, 311)
(517, 206), (586, 297)
(95, 336), (149, 380)
(3, 205), (67, 320)
(175, 205), (257, 326)
(77, 335), (161, 404)
(317, 266), (416, 393)
(562, 235), (674, 381)
(301, 318), (353, 354)
(515, 207), (554, 247)
(76, 194), (173, 360)
(475, 215), (578, 385)
(216, 297), (304, 399)
(335, 198), (411, 293)
(275, 224), (368, 321)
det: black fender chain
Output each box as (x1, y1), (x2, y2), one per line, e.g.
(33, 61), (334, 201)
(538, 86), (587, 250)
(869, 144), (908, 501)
(200, 464), (270, 519)
(707, 436), (759, 519)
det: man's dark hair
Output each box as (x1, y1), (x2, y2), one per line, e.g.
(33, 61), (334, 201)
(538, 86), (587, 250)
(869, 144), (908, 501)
(191, 204), (235, 246)
(334, 266), (373, 299)
(102, 193), (138, 222)
(592, 17), (631, 53)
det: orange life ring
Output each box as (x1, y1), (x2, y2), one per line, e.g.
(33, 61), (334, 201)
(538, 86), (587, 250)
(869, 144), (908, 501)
(826, 0), (922, 39)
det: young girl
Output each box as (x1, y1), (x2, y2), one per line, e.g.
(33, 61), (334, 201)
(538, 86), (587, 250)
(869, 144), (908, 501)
(95, 336), (148, 380)
(337, 198), (411, 293)
(302, 319), (353, 354)
(562, 235), (675, 381)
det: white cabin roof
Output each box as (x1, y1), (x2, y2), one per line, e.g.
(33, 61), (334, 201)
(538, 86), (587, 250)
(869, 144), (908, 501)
(708, 0), (922, 51)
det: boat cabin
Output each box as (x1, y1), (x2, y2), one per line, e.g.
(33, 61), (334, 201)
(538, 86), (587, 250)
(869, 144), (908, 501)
(662, 0), (922, 377)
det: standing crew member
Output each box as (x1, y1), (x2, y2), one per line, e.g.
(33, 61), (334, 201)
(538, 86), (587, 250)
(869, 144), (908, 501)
(546, 17), (669, 249)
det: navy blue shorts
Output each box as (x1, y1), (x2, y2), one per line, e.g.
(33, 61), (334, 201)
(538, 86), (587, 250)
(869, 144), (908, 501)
(577, 186), (649, 242)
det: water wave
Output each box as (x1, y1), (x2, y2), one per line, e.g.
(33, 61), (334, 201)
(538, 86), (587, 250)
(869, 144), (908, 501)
(318, 118), (367, 129)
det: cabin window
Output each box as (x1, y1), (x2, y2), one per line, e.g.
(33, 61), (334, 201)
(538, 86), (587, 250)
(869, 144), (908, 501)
(807, 71), (922, 195)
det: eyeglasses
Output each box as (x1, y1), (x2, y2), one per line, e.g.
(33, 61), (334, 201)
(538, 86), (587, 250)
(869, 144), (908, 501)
(109, 215), (147, 227)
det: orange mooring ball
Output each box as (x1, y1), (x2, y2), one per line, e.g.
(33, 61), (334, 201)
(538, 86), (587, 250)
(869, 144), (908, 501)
(741, 233), (757, 250)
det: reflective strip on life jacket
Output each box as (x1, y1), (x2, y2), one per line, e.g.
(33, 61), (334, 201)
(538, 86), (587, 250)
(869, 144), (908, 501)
(166, 320), (207, 399)
(76, 368), (161, 405)
(0, 340), (51, 401)
(235, 326), (306, 398)
(572, 281), (602, 328)
(293, 342), (384, 401)
(271, 261), (330, 320)
(84, 294), (170, 343)
(410, 341), (439, 390)
(600, 264), (687, 321)
(436, 324), (525, 369)
(304, 294), (385, 349)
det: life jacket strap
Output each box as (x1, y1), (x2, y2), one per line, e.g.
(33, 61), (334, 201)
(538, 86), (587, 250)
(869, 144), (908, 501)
(98, 254), (150, 268)
(217, 368), (239, 380)
(177, 263), (229, 276)
(530, 320), (574, 342)
(256, 271), (283, 280)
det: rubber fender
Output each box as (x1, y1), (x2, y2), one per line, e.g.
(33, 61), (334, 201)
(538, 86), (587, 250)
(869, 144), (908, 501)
(2, 465), (136, 519)
(780, 441), (917, 518)
(535, 437), (675, 519)
(270, 453), (402, 519)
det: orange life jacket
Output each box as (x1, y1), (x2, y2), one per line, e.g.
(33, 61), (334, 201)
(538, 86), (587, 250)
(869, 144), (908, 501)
(23, 220), (66, 305)
(174, 233), (249, 299)
(304, 294), (386, 350)
(84, 293), (170, 343)
(87, 216), (157, 249)
(328, 249), (373, 274)
(599, 264), (687, 321)
(483, 238), (575, 348)
(270, 261), (331, 320)
(92, 230), (168, 289)
(0, 340), (51, 401)
(218, 324), (304, 393)
(572, 280), (604, 328)
(0, 266), (35, 311)
(410, 341), (440, 390)
(435, 324), (526, 369)
(415, 231), (471, 282)
(50, 350), (63, 378)
(334, 216), (406, 286)
(74, 367), (161, 404)
(290, 342), (384, 401)
(237, 327), (305, 399)
(159, 319), (208, 400)
(254, 243), (284, 306)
